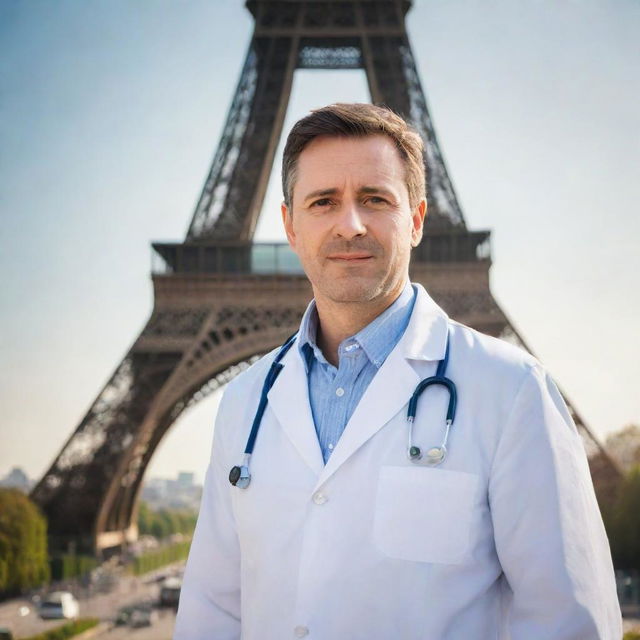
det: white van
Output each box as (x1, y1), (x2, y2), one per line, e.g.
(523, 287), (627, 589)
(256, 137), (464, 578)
(38, 591), (79, 619)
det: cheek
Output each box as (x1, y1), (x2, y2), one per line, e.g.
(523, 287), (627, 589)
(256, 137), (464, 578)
(292, 229), (320, 263)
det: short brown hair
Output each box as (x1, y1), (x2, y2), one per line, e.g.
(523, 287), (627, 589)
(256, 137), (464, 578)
(282, 103), (426, 208)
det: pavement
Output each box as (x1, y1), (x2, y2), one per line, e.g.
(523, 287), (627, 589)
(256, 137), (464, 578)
(625, 617), (640, 634)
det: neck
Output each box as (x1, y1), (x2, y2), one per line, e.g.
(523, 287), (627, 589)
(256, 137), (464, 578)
(314, 279), (408, 366)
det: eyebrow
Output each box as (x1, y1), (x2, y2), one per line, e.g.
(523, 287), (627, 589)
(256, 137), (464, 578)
(359, 186), (397, 199)
(303, 188), (338, 203)
(302, 186), (397, 203)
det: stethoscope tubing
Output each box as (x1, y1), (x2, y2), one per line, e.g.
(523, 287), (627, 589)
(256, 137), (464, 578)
(245, 333), (297, 456)
(230, 326), (457, 488)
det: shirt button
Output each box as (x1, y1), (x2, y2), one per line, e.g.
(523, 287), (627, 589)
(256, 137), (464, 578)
(328, 443), (334, 450)
(294, 625), (309, 637)
(335, 387), (345, 397)
(312, 492), (328, 505)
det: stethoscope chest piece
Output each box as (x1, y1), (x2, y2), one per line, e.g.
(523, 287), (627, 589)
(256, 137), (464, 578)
(406, 444), (447, 466)
(408, 445), (422, 461)
(426, 446), (447, 465)
(229, 464), (251, 489)
(405, 326), (457, 468)
(228, 333), (298, 490)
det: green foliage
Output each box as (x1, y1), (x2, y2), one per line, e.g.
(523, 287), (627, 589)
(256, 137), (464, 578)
(137, 501), (197, 539)
(17, 618), (98, 640)
(623, 631), (640, 640)
(604, 465), (640, 571)
(137, 501), (152, 537)
(49, 554), (98, 581)
(0, 489), (50, 594)
(131, 540), (191, 576)
(606, 424), (640, 473)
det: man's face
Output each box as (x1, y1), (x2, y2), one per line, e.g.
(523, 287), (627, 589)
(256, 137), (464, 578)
(282, 134), (426, 308)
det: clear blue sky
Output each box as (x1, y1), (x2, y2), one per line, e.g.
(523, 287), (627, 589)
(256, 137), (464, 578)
(1, 0), (638, 483)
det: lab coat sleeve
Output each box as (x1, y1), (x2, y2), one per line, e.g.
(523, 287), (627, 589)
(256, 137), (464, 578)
(174, 386), (241, 640)
(488, 364), (621, 640)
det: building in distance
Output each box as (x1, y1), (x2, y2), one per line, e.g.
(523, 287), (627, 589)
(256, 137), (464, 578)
(0, 466), (32, 492)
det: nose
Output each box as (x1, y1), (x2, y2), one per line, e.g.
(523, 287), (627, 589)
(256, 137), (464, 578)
(334, 201), (366, 240)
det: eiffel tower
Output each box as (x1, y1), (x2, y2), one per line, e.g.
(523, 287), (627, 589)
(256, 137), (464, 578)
(31, 0), (620, 555)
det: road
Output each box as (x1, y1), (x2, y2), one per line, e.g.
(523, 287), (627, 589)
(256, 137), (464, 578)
(99, 607), (175, 640)
(0, 564), (183, 639)
(2, 569), (638, 639)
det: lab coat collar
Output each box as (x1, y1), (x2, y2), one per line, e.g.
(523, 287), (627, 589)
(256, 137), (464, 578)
(402, 283), (450, 362)
(267, 283), (449, 484)
(267, 342), (325, 476)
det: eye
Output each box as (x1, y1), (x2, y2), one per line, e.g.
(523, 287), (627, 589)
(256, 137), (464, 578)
(365, 196), (389, 206)
(310, 198), (333, 207)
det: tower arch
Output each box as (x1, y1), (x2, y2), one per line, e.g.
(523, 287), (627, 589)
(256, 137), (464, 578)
(32, 0), (621, 555)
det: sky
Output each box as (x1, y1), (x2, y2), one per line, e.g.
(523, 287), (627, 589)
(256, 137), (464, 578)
(1, 0), (639, 485)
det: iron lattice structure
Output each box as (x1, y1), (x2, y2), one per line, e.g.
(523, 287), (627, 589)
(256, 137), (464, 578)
(186, 0), (463, 241)
(32, 0), (620, 555)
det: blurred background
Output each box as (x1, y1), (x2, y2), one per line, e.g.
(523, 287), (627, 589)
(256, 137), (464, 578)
(1, 1), (639, 638)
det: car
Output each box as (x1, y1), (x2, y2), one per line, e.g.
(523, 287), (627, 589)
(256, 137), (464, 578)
(115, 600), (157, 627)
(129, 607), (158, 628)
(159, 577), (182, 608)
(114, 605), (135, 626)
(38, 591), (79, 620)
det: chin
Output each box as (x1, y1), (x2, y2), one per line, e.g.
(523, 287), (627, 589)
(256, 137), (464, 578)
(322, 280), (386, 304)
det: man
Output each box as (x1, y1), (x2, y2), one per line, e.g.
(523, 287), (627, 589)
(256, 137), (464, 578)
(174, 103), (621, 639)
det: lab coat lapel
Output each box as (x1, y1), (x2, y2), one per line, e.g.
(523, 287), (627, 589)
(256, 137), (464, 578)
(267, 344), (325, 477)
(316, 284), (449, 489)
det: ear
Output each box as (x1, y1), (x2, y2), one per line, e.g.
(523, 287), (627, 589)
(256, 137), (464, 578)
(410, 198), (427, 247)
(281, 201), (296, 249)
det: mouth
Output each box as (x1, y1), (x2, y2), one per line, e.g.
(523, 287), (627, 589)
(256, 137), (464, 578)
(326, 253), (373, 262)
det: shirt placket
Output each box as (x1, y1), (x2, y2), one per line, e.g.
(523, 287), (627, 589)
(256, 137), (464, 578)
(324, 345), (364, 461)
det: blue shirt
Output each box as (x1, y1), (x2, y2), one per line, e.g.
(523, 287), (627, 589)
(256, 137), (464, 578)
(298, 282), (417, 463)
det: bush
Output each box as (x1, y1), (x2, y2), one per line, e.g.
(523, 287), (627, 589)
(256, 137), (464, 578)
(49, 555), (98, 581)
(131, 540), (191, 576)
(17, 617), (98, 640)
(137, 502), (197, 539)
(0, 489), (50, 595)
(623, 631), (640, 640)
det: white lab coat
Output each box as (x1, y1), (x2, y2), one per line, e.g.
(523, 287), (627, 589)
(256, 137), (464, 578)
(174, 284), (621, 640)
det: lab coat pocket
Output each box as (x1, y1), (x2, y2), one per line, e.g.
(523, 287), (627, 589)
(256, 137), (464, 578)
(373, 466), (480, 564)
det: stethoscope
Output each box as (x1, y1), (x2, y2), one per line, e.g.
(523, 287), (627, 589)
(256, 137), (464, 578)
(229, 327), (457, 489)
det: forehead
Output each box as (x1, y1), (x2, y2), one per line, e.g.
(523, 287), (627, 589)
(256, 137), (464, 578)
(293, 134), (406, 197)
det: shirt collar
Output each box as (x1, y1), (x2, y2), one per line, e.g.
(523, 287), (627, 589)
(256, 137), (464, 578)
(297, 281), (416, 373)
(298, 300), (325, 372)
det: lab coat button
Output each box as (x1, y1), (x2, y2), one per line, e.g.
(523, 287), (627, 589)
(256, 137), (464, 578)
(294, 625), (309, 637)
(312, 492), (328, 505)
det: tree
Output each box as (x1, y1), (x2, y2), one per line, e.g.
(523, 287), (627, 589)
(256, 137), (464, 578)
(606, 424), (640, 473)
(0, 488), (50, 594)
(137, 501), (197, 540)
(605, 465), (640, 571)
(137, 500), (153, 536)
